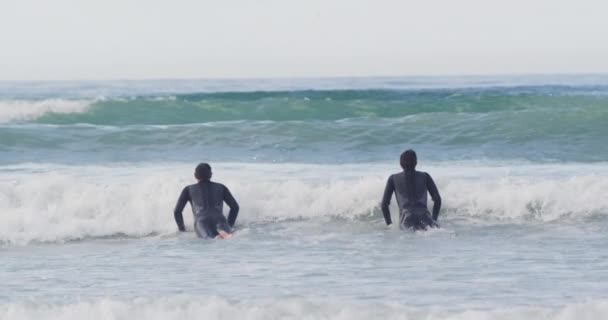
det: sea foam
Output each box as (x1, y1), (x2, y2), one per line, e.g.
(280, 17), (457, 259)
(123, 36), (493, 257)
(2, 163), (607, 245)
(0, 99), (91, 122)
(2, 296), (607, 320)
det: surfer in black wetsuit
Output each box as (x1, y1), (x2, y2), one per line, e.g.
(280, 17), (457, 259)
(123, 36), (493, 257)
(174, 163), (239, 239)
(381, 150), (442, 230)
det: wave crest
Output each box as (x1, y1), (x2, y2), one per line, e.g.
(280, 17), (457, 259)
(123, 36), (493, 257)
(2, 164), (608, 245)
(3, 88), (608, 125)
(2, 296), (608, 320)
(0, 99), (91, 122)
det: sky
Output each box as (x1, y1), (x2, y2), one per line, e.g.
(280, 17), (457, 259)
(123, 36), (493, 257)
(1, 0), (607, 80)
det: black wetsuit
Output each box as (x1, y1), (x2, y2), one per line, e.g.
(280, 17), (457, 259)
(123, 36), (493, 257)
(174, 181), (239, 238)
(381, 170), (441, 230)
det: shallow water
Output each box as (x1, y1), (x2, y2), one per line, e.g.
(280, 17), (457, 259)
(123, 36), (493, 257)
(2, 77), (608, 319)
(4, 219), (608, 307)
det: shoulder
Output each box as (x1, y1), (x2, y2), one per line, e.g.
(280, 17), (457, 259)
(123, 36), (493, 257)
(386, 172), (402, 184)
(418, 171), (434, 180)
(210, 181), (228, 190)
(390, 172), (403, 179)
(411, 171), (431, 181)
(178, 184), (196, 199)
(183, 183), (199, 193)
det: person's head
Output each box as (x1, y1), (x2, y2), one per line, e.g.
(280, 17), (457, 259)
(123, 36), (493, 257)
(400, 149), (417, 171)
(194, 163), (212, 182)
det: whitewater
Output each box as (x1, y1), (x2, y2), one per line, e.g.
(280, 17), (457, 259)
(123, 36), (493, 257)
(1, 76), (608, 320)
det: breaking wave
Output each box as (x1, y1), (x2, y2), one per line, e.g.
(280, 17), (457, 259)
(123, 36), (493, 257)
(2, 296), (608, 320)
(2, 163), (607, 245)
(5, 88), (608, 125)
(0, 99), (91, 123)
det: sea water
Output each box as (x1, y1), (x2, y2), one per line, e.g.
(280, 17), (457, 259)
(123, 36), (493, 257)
(1, 76), (608, 319)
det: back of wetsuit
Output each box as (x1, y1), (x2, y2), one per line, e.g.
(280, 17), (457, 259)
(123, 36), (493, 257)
(173, 181), (239, 237)
(392, 171), (431, 210)
(186, 181), (224, 219)
(381, 170), (441, 229)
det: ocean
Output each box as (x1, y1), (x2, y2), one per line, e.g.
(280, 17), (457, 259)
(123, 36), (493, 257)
(1, 76), (608, 319)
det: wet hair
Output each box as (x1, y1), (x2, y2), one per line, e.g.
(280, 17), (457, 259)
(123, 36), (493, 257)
(194, 163), (212, 181)
(195, 163), (214, 208)
(400, 150), (418, 202)
(400, 149), (417, 171)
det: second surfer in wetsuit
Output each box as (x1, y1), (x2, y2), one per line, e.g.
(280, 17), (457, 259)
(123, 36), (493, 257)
(381, 150), (442, 230)
(174, 163), (239, 239)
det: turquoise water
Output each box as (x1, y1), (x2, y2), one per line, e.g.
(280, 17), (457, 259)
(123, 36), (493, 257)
(2, 84), (608, 164)
(1, 77), (608, 319)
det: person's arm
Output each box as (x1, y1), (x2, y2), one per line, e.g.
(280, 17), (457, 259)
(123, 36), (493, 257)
(426, 173), (442, 221)
(174, 187), (190, 232)
(223, 186), (239, 227)
(380, 176), (395, 225)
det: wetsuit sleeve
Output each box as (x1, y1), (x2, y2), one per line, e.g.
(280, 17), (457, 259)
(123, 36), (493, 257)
(223, 186), (240, 227)
(174, 187), (190, 232)
(381, 176), (394, 225)
(426, 173), (442, 221)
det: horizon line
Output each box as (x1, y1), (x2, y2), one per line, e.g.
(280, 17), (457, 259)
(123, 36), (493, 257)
(2, 72), (608, 83)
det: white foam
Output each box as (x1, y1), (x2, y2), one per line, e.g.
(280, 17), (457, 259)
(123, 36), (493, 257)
(1, 163), (608, 245)
(1, 296), (607, 320)
(443, 175), (608, 221)
(0, 99), (91, 122)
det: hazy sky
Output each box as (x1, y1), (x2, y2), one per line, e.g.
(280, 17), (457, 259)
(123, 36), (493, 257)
(1, 0), (607, 80)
